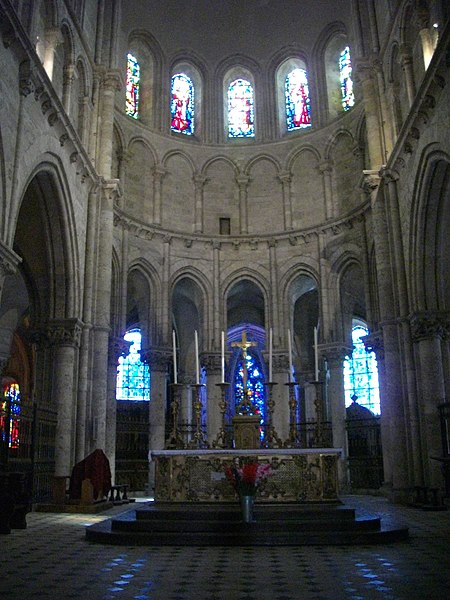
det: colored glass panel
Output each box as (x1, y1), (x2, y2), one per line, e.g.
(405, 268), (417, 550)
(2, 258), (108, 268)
(1, 382), (21, 449)
(285, 68), (311, 130)
(116, 330), (150, 401)
(126, 53), (140, 119)
(344, 326), (380, 415)
(171, 73), (194, 135)
(339, 46), (355, 110)
(228, 78), (255, 138)
(234, 352), (266, 438)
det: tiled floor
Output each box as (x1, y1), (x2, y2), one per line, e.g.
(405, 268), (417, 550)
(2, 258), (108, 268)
(0, 495), (448, 600)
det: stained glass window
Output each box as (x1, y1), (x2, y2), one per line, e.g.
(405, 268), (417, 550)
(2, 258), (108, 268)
(126, 53), (140, 119)
(116, 329), (150, 401)
(1, 382), (21, 449)
(227, 78), (255, 138)
(234, 352), (266, 438)
(343, 325), (380, 415)
(339, 46), (355, 111)
(285, 68), (311, 130)
(171, 73), (194, 135)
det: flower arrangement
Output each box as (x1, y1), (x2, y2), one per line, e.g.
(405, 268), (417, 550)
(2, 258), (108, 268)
(224, 460), (272, 497)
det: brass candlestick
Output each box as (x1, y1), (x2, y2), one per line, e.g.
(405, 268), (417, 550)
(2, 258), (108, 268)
(310, 380), (325, 447)
(188, 383), (209, 449)
(212, 382), (231, 449)
(166, 383), (184, 449)
(262, 381), (283, 448)
(284, 381), (301, 448)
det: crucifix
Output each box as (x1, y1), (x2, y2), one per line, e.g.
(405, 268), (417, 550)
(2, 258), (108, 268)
(232, 330), (257, 413)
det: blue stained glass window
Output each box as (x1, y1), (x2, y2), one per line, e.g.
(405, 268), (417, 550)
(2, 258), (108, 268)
(285, 68), (311, 130)
(1, 382), (21, 449)
(126, 53), (140, 119)
(171, 73), (194, 135)
(343, 325), (380, 415)
(234, 352), (266, 438)
(227, 78), (255, 138)
(116, 330), (150, 401)
(339, 46), (355, 111)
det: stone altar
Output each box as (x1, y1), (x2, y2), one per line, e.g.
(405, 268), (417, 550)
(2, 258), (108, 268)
(150, 448), (342, 503)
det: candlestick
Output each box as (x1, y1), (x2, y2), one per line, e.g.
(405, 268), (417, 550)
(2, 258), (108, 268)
(221, 330), (225, 383)
(314, 326), (319, 381)
(288, 328), (293, 378)
(172, 330), (178, 384)
(194, 330), (200, 384)
(269, 327), (273, 381)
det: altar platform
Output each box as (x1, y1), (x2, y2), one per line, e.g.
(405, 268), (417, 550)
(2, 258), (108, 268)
(150, 448), (342, 503)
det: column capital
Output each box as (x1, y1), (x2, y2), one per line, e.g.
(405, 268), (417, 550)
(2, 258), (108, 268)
(46, 318), (83, 347)
(320, 343), (352, 365)
(152, 164), (167, 179)
(379, 166), (399, 184)
(236, 175), (250, 188)
(359, 169), (381, 195)
(277, 170), (291, 184)
(0, 242), (21, 277)
(200, 352), (222, 373)
(362, 331), (385, 361)
(108, 336), (132, 364)
(141, 347), (172, 372)
(318, 160), (333, 174)
(101, 69), (122, 93)
(410, 311), (450, 342)
(193, 173), (208, 188)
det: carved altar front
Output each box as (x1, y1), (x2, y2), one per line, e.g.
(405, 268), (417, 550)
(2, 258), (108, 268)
(150, 448), (341, 503)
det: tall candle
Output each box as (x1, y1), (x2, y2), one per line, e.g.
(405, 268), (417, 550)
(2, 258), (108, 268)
(172, 330), (178, 384)
(194, 330), (200, 384)
(269, 328), (273, 381)
(221, 330), (225, 383)
(287, 328), (293, 378)
(314, 326), (319, 381)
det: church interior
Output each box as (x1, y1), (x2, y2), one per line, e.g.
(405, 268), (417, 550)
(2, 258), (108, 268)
(0, 0), (449, 596)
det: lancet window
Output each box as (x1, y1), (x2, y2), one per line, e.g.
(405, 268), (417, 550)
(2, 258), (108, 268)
(126, 53), (140, 119)
(227, 78), (255, 138)
(343, 324), (380, 415)
(116, 329), (150, 401)
(0, 381), (21, 449)
(171, 73), (195, 135)
(339, 46), (355, 110)
(285, 68), (311, 130)
(234, 351), (266, 438)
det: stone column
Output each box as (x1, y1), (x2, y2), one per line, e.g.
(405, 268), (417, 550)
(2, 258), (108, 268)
(319, 160), (334, 220)
(142, 347), (170, 492)
(193, 173), (207, 233)
(117, 150), (131, 210)
(400, 44), (416, 107)
(268, 239), (280, 339)
(410, 312), (449, 488)
(97, 70), (121, 177)
(272, 354), (290, 442)
(321, 343), (351, 490)
(212, 241), (222, 349)
(236, 175), (250, 234)
(201, 352), (222, 443)
(278, 171), (292, 230)
(47, 319), (82, 477)
(90, 181), (120, 457)
(62, 63), (75, 114)
(152, 165), (166, 226)
(0, 243), (21, 304)
(40, 27), (62, 81)
(417, 9), (434, 69)
(355, 61), (384, 168)
(106, 336), (131, 484)
(381, 168), (423, 485)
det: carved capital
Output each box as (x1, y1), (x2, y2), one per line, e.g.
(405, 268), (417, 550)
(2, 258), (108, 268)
(236, 175), (250, 189)
(362, 331), (384, 361)
(318, 160), (333, 174)
(19, 59), (35, 96)
(0, 242), (21, 277)
(379, 167), (399, 184)
(359, 170), (380, 195)
(101, 70), (122, 93)
(410, 311), (450, 342)
(109, 336), (132, 364)
(277, 171), (291, 184)
(320, 343), (352, 366)
(141, 347), (172, 371)
(46, 319), (82, 347)
(200, 352), (222, 372)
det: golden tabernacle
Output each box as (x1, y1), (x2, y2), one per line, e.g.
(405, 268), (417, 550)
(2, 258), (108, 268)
(150, 448), (341, 503)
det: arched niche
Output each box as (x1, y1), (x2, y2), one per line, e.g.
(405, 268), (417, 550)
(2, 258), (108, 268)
(288, 274), (318, 374)
(226, 279), (266, 330)
(172, 277), (205, 381)
(124, 139), (155, 222)
(126, 268), (153, 349)
(246, 158), (283, 234)
(339, 261), (366, 347)
(203, 158), (238, 235)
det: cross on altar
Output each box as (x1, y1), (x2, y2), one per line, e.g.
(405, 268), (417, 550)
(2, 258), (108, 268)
(232, 330), (257, 413)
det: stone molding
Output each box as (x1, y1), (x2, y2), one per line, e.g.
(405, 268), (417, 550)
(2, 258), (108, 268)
(141, 347), (172, 371)
(0, 242), (21, 277)
(46, 319), (83, 347)
(410, 311), (450, 342)
(362, 331), (385, 361)
(320, 343), (352, 365)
